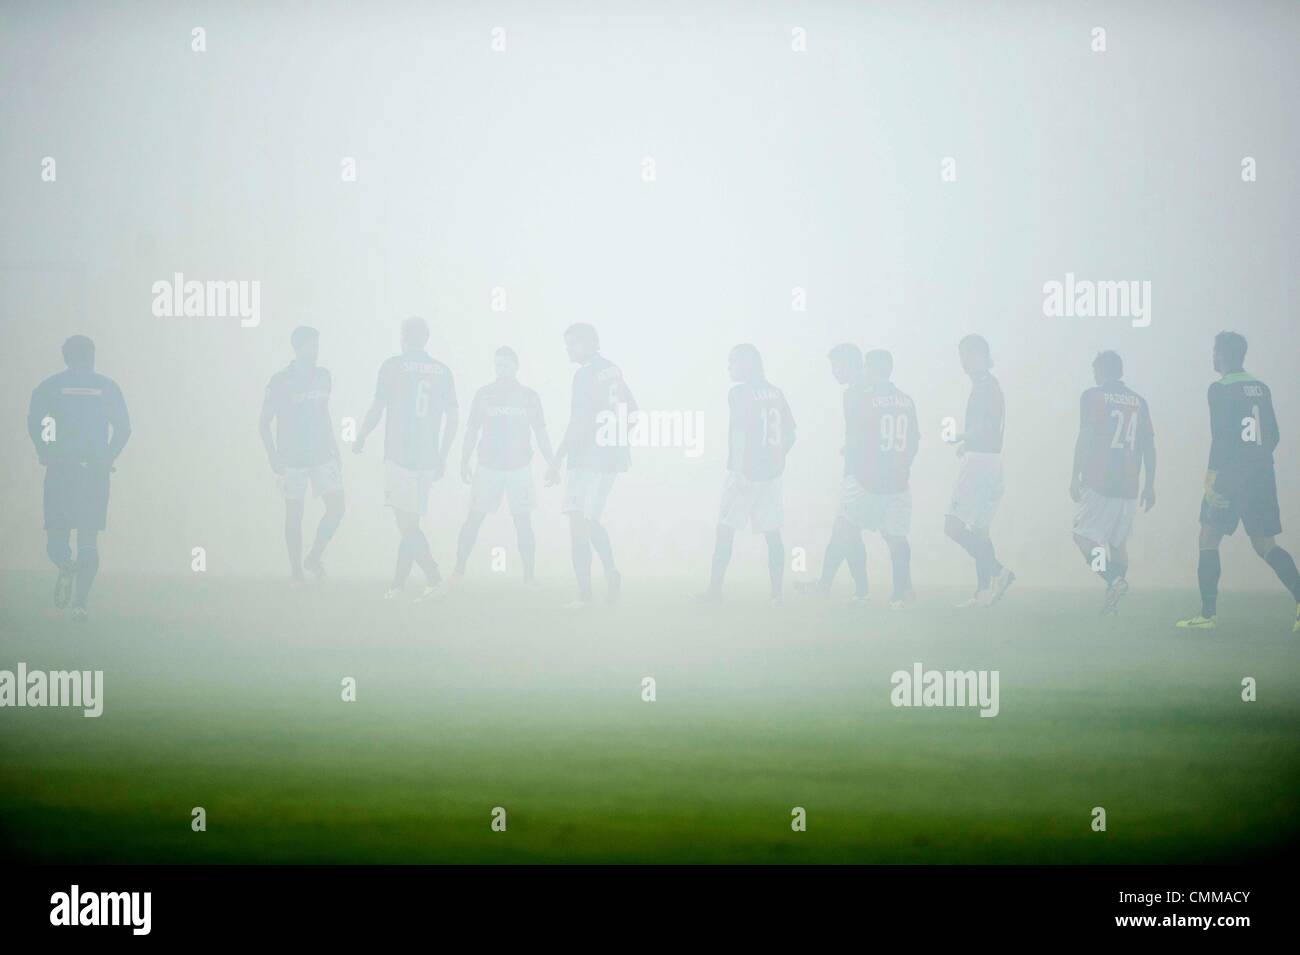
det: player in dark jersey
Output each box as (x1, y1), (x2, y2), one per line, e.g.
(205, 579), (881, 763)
(1069, 351), (1156, 615)
(353, 316), (459, 601)
(452, 346), (554, 584)
(696, 344), (796, 605)
(259, 326), (345, 586)
(544, 323), (636, 607)
(799, 346), (918, 606)
(1177, 332), (1300, 631)
(26, 335), (131, 620)
(944, 334), (1015, 607)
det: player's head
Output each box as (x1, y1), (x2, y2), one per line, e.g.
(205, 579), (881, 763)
(1213, 331), (1247, 374)
(1092, 349), (1122, 385)
(564, 323), (599, 362)
(61, 335), (95, 370)
(495, 345), (519, 380)
(290, 325), (319, 365)
(401, 316), (430, 352)
(728, 343), (764, 384)
(827, 343), (863, 385)
(958, 334), (992, 375)
(863, 349), (893, 385)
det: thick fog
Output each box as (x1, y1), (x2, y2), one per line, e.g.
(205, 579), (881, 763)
(2, 0), (1296, 589)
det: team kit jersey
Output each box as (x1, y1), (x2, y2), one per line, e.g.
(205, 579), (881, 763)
(840, 382), (919, 535)
(27, 369), (131, 531)
(1073, 382), (1153, 547)
(948, 373), (1005, 530)
(563, 356), (635, 520)
(718, 381), (796, 532)
(375, 350), (458, 514)
(468, 380), (545, 515)
(1201, 372), (1282, 537)
(263, 363), (342, 500)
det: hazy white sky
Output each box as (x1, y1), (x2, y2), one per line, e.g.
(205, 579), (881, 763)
(2, 0), (1296, 588)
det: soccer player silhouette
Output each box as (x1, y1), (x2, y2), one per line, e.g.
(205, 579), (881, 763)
(1177, 332), (1300, 631)
(452, 346), (554, 585)
(259, 326), (345, 585)
(1069, 350), (1155, 615)
(27, 335), (131, 619)
(544, 323), (636, 607)
(354, 317), (459, 601)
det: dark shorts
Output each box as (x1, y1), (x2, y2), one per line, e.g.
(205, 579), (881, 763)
(1200, 465), (1281, 538)
(44, 461), (111, 531)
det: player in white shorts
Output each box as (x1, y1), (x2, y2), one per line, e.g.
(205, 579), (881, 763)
(697, 344), (796, 606)
(259, 326), (345, 586)
(1069, 350), (1155, 614)
(801, 346), (918, 607)
(452, 346), (554, 584)
(545, 323), (636, 606)
(353, 316), (459, 601)
(944, 335), (1015, 608)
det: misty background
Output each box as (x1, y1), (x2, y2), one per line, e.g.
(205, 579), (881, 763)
(1, 0), (1296, 590)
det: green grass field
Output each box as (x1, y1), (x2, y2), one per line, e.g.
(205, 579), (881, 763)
(1, 571), (1297, 863)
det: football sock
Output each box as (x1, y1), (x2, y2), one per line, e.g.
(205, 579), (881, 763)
(709, 526), (734, 594)
(887, 537), (912, 599)
(308, 503), (343, 563)
(1109, 561), (1128, 583)
(409, 529), (441, 584)
(765, 531), (785, 598)
(46, 531), (72, 568)
(1197, 548), (1220, 616)
(589, 521), (617, 576)
(284, 509), (304, 578)
(818, 535), (845, 590)
(1264, 546), (1300, 603)
(393, 534), (417, 588)
(73, 538), (99, 608)
(455, 513), (485, 574)
(514, 514), (536, 580)
(571, 534), (593, 600)
(841, 525), (868, 598)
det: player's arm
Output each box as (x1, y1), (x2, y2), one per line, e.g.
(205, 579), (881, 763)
(1069, 392), (1091, 501)
(324, 370), (341, 462)
(258, 381), (282, 472)
(1203, 384), (1231, 507)
(460, 393), (482, 482)
(106, 381), (132, 464)
(547, 376), (585, 481)
(436, 377), (460, 477)
(906, 401), (920, 466)
(1139, 408), (1156, 511)
(353, 366), (388, 454)
(529, 394), (556, 470)
(781, 395), (796, 454)
(1261, 390), (1280, 454)
(26, 382), (51, 464)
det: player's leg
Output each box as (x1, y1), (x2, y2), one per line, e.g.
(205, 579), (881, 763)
(569, 512), (594, 603)
(945, 514), (986, 593)
(588, 520), (621, 600)
(837, 516), (868, 600)
(305, 491), (344, 577)
(1178, 523), (1225, 627)
(46, 529), (75, 608)
(454, 511), (487, 576)
(408, 521), (442, 588)
(390, 509), (419, 593)
(704, 524), (736, 599)
(765, 530), (785, 604)
(71, 528), (99, 612)
(513, 513), (536, 581)
(884, 534), (912, 604)
(1250, 534), (1300, 610)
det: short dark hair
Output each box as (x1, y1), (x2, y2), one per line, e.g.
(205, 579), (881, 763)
(864, 349), (893, 379)
(827, 342), (863, 366)
(495, 345), (519, 364)
(959, 334), (991, 364)
(1214, 331), (1247, 371)
(290, 325), (319, 349)
(564, 323), (599, 349)
(62, 335), (95, 368)
(401, 316), (430, 347)
(1093, 350), (1123, 381)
